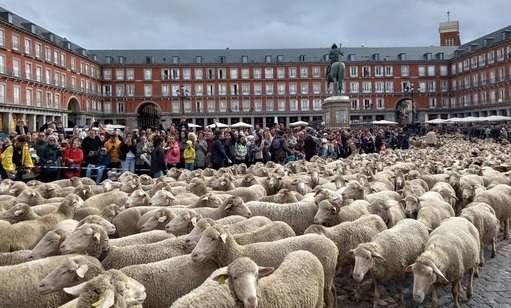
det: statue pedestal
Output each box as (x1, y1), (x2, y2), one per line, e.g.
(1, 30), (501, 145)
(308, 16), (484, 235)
(322, 96), (350, 128)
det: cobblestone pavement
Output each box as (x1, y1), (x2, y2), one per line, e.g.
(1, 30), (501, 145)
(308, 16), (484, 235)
(335, 238), (511, 308)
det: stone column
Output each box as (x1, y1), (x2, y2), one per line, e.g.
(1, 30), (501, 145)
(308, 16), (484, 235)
(2, 112), (13, 132)
(262, 117), (266, 128)
(28, 114), (37, 131)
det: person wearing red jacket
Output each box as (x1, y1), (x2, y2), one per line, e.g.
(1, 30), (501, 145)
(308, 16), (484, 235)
(164, 135), (180, 168)
(63, 137), (84, 179)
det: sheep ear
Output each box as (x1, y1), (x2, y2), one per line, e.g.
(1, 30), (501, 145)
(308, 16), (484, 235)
(224, 202), (232, 210)
(14, 209), (24, 216)
(63, 281), (88, 295)
(371, 251), (386, 262)
(30, 191), (36, 197)
(220, 233), (227, 243)
(431, 263), (449, 284)
(405, 264), (414, 273)
(93, 289), (115, 308)
(211, 269), (229, 285)
(93, 232), (101, 242)
(76, 264), (89, 278)
(258, 266), (274, 277)
(138, 190), (145, 197)
(191, 217), (198, 226)
(157, 216), (167, 223)
(347, 249), (355, 256)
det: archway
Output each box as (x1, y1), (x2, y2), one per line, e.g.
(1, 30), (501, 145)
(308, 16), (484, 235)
(137, 102), (161, 129)
(67, 97), (80, 128)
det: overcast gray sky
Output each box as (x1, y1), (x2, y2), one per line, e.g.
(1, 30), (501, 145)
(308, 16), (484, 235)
(1, 0), (509, 49)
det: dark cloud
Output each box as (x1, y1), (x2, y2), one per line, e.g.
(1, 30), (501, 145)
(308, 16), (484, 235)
(1, 0), (508, 49)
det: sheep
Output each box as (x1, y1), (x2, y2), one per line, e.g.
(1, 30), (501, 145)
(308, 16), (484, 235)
(188, 192), (232, 208)
(430, 181), (458, 209)
(368, 199), (406, 227)
(183, 216), (271, 251)
(0, 194), (83, 252)
(4, 181), (28, 196)
(420, 173), (450, 189)
(16, 189), (65, 206)
(406, 217), (480, 308)
(400, 178), (429, 199)
(126, 189), (151, 207)
(112, 206), (192, 236)
(0, 250), (31, 266)
(191, 224), (339, 308)
(61, 269), (146, 308)
(109, 230), (175, 247)
(0, 254), (98, 307)
(314, 199), (370, 226)
(82, 190), (129, 210)
(172, 251), (325, 308)
(312, 187), (343, 204)
(416, 197), (455, 232)
(149, 190), (177, 206)
(259, 188), (301, 203)
(179, 196), (253, 220)
(0, 202), (41, 223)
(461, 202), (499, 265)
(34, 183), (62, 198)
(232, 221), (296, 245)
(0, 195), (17, 211)
(73, 203), (124, 222)
(341, 181), (401, 203)
(403, 191), (445, 218)
(77, 215), (117, 235)
(306, 214), (387, 271)
(350, 219), (429, 307)
(225, 184), (267, 202)
(473, 184), (511, 238)
(28, 229), (71, 261)
(243, 197), (317, 234)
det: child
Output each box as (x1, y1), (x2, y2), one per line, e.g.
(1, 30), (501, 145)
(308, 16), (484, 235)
(183, 140), (196, 171)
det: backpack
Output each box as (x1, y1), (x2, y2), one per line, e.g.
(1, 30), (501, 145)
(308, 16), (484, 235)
(271, 138), (283, 151)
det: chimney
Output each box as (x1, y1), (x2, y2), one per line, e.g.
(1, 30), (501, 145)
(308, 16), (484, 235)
(439, 21), (460, 46)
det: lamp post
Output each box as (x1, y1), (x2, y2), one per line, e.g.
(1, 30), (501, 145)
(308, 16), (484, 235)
(404, 82), (418, 124)
(176, 86), (190, 117)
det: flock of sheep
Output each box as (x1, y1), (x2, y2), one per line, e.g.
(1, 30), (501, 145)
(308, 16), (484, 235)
(0, 136), (510, 308)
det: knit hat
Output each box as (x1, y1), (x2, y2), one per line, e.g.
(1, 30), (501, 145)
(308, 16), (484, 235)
(186, 140), (193, 145)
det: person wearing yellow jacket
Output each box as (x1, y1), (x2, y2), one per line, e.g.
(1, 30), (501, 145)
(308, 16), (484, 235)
(183, 140), (196, 171)
(1, 136), (34, 180)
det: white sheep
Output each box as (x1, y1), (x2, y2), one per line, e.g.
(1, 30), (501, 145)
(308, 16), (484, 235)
(314, 199), (370, 226)
(225, 184), (267, 202)
(82, 190), (129, 210)
(368, 198), (406, 227)
(461, 202), (499, 265)
(350, 219), (429, 307)
(407, 217), (480, 308)
(473, 184), (511, 238)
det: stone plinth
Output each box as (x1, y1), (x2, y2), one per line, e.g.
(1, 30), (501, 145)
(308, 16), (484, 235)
(322, 95), (350, 128)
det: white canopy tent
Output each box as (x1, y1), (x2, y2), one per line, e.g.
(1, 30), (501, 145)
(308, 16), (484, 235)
(372, 120), (398, 125)
(206, 122), (229, 128)
(289, 121), (309, 127)
(187, 123), (201, 128)
(230, 121), (253, 128)
(483, 115), (511, 122)
(425, 118), (449, 124)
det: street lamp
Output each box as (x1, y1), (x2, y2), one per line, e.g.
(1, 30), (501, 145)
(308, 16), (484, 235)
(176, 86), (190, 116)
(403, 82), (418, 124)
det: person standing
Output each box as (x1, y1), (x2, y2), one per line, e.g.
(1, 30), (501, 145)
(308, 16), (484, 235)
(194, 132), (208, 169)
(183, 140), (196, 171)
(212, 131), (231, 169)
(81, 129), (102, 169)
(39, 136), (61, 182)
(234, 136), (248, 164)
(62, 137), (84, 179)
(104, 132), (122, 169)
(85, 147), (110, 184)
(120, 133), (137, 173)
(303, 128), (319, 161)
(0, 136), (34, 181)
(165, 135), (180, 169)
(150, 136), (167, 178)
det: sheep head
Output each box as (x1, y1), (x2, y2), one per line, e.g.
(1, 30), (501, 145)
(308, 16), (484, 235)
(165, 212), (200, 235)
(191, 224), (229, 263)
(139, 209), (175, 232)
(223, 196), (252, 218)
(349, 242), (385, 282)
(38, 256), (99, 294)
(183, 218), (216, 250)
(406, 258), (449, 304)
(79, 215), (117, 235)
(314, 199), (340, 226)
(59, 223), (108, 258)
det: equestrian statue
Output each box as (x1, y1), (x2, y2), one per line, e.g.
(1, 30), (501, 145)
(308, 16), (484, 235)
(326, 43), (346, 95)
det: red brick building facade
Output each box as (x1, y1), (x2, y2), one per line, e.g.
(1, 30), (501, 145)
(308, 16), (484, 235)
(0, 6), (510, 131)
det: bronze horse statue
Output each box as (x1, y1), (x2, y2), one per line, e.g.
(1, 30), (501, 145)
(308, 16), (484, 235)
(326, 61), (346, 95)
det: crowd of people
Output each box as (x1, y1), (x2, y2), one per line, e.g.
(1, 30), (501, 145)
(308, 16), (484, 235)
(1, 117), (509, 182)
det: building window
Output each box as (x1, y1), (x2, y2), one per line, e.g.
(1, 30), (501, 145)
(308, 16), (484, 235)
(428, 80), (436, 92)
(265, 67), (273, 79)
(362, 66), (371, 77)
(144, 69), (152, 80)
(171, 68), (180, 80)
(375, 81), (384, 93)
(25, 62), (32, 80)
(45, 46), (51, 62)
(429, 97), (437, 108)
(363, 98), (371, 110)
(289, 99), (298, 111)
(115, 69), (124, 81)
(242, 99), (250, 112)
(194, 68), (203, 80)
(427, 65), (435, 76)
(350, 81), (359, 93)
(183, 68), (191, 80)
(195, 84), (203, 96)
(253, 68), (262, 79)
(24, 38), (31, 55)
(288, 67), (297, 79)
(230, 68), (238, 80)
(115, 84), (125, 96)
(313, 99), (322, 111)
(12, 59), (20, 77)
(301, 82), (308, 94)
(103, 69), (112, 80)
(287, 83), (296, 95)
(116, 102), (125, 113)
(301, 99), (309, 111)
(266, 99), (274, 111)
(265, 55), (272, 63)
(351, 99), (359, 110)
(26, 88), (32, 105)
(313, 82), (321, 94)
(265, 83), (273, 95)
(171, 85), (179, 97)
(12, 33), (20, 51)
(217, 68), (225, 80)
(230, 83), (238, 95)
(241, 56), (248, 63)
(300, 67), (308, 78)
(385, 81), (393, 93)
(278, 99), (286, 111)
(207, 68), (214, 80)
(218, 83), (227, 95)
(350, 66), (358, 77)
(418, 66), (426, 77)
(278, 83), (286, 95)
(46, 92), (53, 107)
(206, 100), (215, 113)
(35, 66), (41, 82)
(376, 97), (384, 109)
(13, 86), (21, 104)
(401, 65), (409, 77)
(172, 56), (179, 64)
(0, 29), (4, 47)
(161, 69), (170, 80)
(254, 83), (262, 95)
(231, 100), (239, 112)
(375, 66), (383, 77)
(384, 65), (393, 76)
(254, 99), (262, 112)
(418, 81), (426, 93)
(312, 66), (320, 78)
(362, 81), (371, 93)
(161, 84), (169, 97)
(277, 67), (285, 79)
(0, 54), (5, 74)
(242, 83), (250, 96)
(207, 83), (215, 96)
(216, 100), (225, 112)
(35, 90), (42, 106)
(144, 84), (152, 96)
(241, 68), (249, 79)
